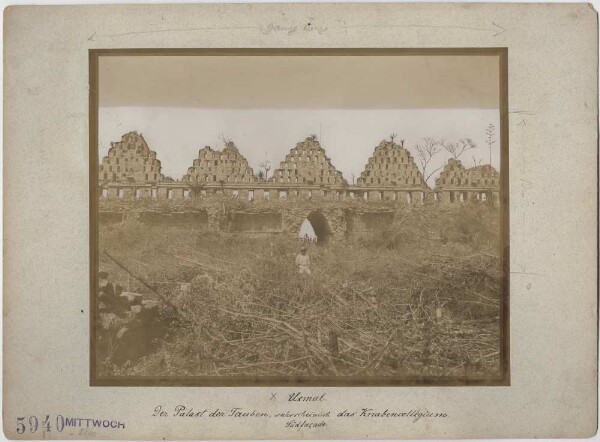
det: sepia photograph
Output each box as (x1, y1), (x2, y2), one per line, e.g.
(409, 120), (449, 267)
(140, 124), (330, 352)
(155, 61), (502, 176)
(5, 2), (599, 438)
(90, 49), (508, 386)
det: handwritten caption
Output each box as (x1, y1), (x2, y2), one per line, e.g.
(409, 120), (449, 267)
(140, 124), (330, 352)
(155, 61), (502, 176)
(260, 22), (328, 35)
(152, 392), (448, 431)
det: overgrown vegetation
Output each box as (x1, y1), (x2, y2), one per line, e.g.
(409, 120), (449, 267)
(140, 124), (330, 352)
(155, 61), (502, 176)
(98, 204), (503, 379)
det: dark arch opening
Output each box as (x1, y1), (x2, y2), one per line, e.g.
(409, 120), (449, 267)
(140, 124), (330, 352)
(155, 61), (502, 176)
(301, 211), (332, 245)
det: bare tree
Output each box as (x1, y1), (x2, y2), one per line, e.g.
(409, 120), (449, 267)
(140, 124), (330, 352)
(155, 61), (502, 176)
(444, 138), (477, 160)
(218, 134), (232, 146)
(389, 133), (398, 143)
(485, 123), (496, 165)
(472, 156), (483, 167)
(258, 160), (271, 180)
(309, 134), (318, 141)
(415, 137), (443, 185)
(350, 173), (355, 185)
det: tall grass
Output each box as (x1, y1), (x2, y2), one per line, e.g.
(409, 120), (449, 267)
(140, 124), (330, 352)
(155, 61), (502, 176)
(98, 205), (503, 379)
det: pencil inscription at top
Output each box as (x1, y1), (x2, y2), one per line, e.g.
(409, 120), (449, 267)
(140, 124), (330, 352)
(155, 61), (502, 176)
(86, 20), (503, 42)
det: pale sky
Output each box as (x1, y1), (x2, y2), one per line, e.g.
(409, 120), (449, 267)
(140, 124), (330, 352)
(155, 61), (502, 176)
(98, 54), (501, 186)
(99, 107), (500, 186)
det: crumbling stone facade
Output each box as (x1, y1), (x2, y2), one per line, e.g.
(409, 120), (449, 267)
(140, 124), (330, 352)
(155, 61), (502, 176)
(357, 140), (426, 188)
(99, 201), (443, 243)
(435, 159), (468, 187)
(281, 207), (347, 242)
(182, 142), (258, 185)
(435, 159), (500, 203)
(98, 133), (500, 208)
(99, 131), (164, 184)
(269, 137), (347, 187)
(345, 210), (396, 234)
(465, 164), (500, 187)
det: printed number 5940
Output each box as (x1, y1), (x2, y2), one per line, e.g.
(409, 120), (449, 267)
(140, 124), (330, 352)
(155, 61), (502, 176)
(16, 416), (53, 434)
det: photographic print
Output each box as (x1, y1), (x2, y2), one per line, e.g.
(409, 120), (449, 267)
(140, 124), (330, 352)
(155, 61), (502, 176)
(90, 49), (508, 386)
(6, 2), (599, 439)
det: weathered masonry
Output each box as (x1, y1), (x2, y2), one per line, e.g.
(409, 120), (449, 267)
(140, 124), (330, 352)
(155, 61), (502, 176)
(182, 141), (259, 185)
(357, 140), (426, 188)
(99, 132), (164, 187)
(270, 137), (347, 187)
(434, 159), (500, 205)
(99, 202), (401, 243)
(98, 133), (500, 206)
(356, 140), (430, 203)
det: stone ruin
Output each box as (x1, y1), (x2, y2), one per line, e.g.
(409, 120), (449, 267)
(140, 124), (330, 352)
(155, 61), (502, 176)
(269, 137), (347, 187)
(182, 141), (258, 185)
(357, 140), (426, 188)
(434, 159), (500, 203)
(98, 133), (502, 241)
(98, 132), (500, 206)
(99, 131), (165, 184)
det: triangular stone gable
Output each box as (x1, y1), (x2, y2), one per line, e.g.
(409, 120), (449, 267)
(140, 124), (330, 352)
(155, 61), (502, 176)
(357, 140), (426, 188)
(270, 137), (347, 186)
(435, 159), (500, 189)
(182, 141), (258, 184)
(99, 131), (164, 183)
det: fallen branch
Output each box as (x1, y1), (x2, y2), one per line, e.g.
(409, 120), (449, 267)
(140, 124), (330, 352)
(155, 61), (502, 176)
(101, 248), (189, 322)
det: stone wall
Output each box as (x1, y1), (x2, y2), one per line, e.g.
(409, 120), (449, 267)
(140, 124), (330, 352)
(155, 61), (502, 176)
(139, 211), (209, 226)
(98, 192), (501, 244)
(435, 159), (500, 188)
(357, 140), (426, 188)
(99, 211), (125, 225)
(182, 141), (258, 185)
(99, 132), (164, 184)
(345, 210), (395, 233)
(281, 207), (346, 242)
(229, 212), (283, 232)
(434, 159), (500, 204)
(435, 159), (468, 188)
(269, 137), (347, 187)
(98, 133), (500, 207)
(465, 164), (500, 187)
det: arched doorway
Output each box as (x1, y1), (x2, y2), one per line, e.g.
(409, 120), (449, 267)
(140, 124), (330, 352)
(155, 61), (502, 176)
(298, 211), (332, 244)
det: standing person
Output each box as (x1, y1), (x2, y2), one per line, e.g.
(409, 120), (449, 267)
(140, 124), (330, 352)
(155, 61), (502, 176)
(295, 246), (311, 275)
